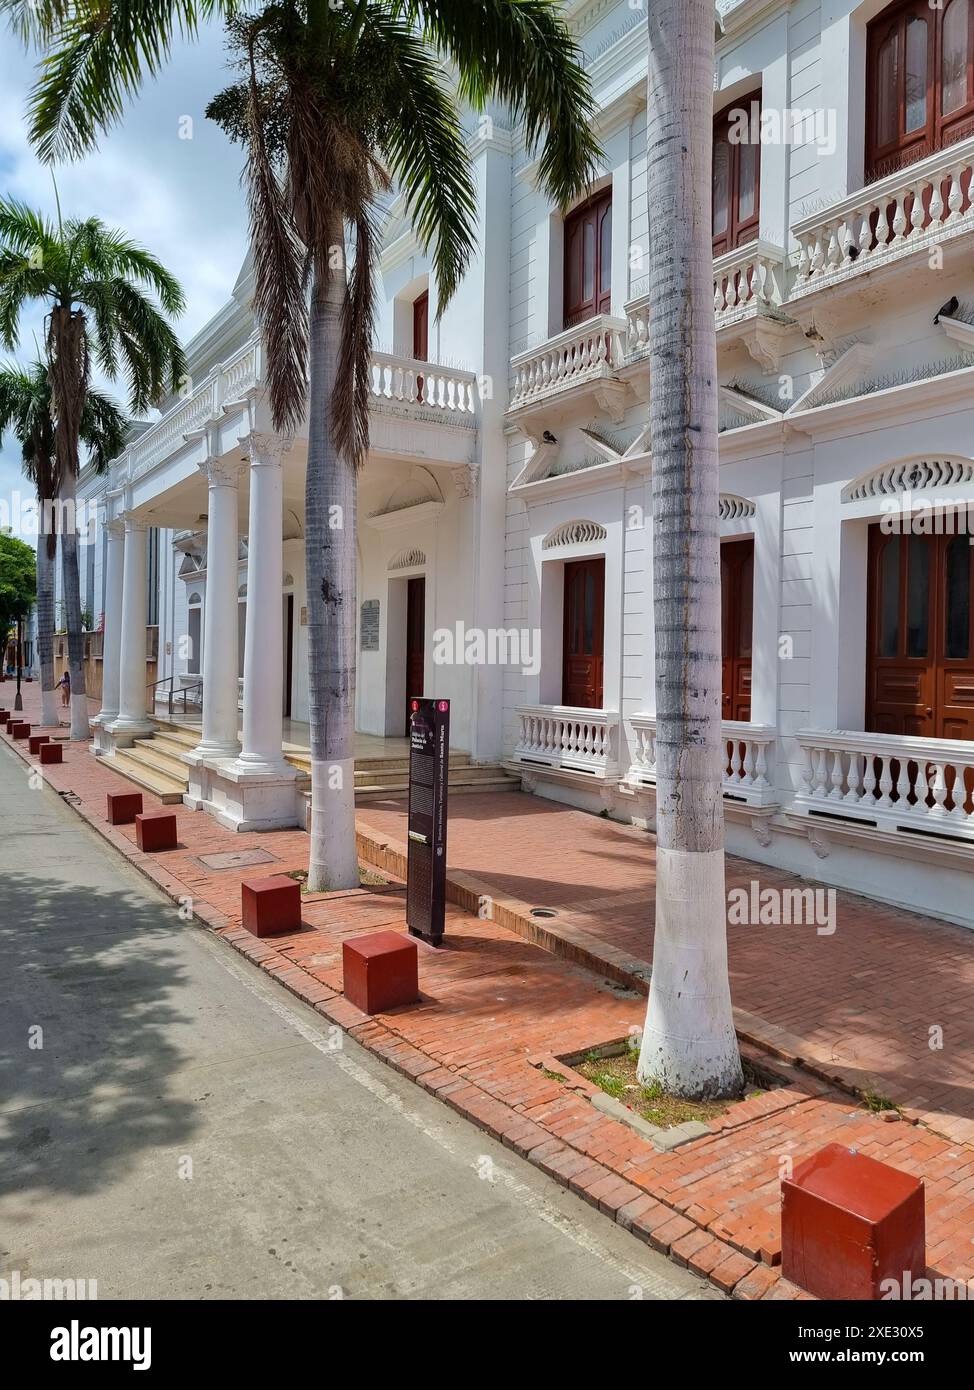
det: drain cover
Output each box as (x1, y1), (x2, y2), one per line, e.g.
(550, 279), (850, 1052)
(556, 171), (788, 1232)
(530, 907), (557, 919)
(197, 848), (279, 871)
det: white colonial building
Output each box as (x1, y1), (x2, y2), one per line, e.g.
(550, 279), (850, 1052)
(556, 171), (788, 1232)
(74, 0), (974, 928)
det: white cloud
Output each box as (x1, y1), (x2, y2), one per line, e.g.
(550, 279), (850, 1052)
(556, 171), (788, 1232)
(0, 20), (249, 525)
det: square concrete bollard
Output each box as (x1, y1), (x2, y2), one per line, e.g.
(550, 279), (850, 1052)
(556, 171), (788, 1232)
(342, 931), (419, 1015)
(29, 734), (51, 754)
(11, 722), (31, 739)
(241, 876), (302, 937)
(782, 1143), (925, 1301)
(135, 810), (178, 852)
(0, 712), (10, 726)
(39, 742), (63, 765)
(107, 791), (144, 825)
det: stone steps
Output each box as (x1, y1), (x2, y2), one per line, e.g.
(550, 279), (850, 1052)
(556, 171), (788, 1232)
(110, 748), (187, 803)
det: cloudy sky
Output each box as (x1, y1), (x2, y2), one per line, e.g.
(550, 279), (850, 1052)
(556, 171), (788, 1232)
(0, 19), (249, 528)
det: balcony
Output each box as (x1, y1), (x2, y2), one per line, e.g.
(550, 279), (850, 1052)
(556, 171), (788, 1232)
(509, 315), (628, 416)
(628, 714), (778, 808)
(513, 705), (620, 778)
(791, 136), (974, 302)
(369, 351), (477, 418)
(793, 729), (974, 844)
(713, 240), (787, 329)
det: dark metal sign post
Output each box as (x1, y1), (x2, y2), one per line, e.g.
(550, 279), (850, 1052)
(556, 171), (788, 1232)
(406, 697), (449, 946)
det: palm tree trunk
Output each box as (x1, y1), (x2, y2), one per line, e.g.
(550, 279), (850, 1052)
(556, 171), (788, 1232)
(304, 232), (360, 892)
(636, 0), (742, 1099)
(36, 513), (59, 727)
(58, 467), (90, 741)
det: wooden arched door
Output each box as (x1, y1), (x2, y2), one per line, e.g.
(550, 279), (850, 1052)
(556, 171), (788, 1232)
(721, 538), (754, 721)
(866, 526), (974, 739)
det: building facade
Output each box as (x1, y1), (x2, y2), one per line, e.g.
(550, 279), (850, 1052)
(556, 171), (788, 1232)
(76, 0), (974, 926)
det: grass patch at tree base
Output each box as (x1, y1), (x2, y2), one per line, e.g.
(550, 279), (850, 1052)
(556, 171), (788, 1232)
(577, 1051), (776, 1129)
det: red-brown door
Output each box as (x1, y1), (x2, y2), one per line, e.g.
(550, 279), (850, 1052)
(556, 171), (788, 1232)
(405, 576), (425, 734)
(413, 290), (429, 402)
(721, 538), (753, 721)
(562, 558), (605, 708)
(866, 526), (974, 738)
(563, 190), (612, 330)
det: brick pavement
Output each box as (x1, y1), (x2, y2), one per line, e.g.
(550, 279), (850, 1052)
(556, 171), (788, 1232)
(3, 686), (973, 1299)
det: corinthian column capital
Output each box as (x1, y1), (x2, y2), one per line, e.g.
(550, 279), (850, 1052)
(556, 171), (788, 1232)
(198, 455), (242, 488)
(248, 432), (294, 467)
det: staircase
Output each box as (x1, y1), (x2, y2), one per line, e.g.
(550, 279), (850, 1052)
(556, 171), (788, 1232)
(286, 748), (520, 801)
(109, 721), (197, 803)
(106, 720), (520, 808)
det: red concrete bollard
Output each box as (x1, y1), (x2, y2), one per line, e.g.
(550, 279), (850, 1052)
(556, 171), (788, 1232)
(29, 734), (51, 754)
(107, 791), (144, 825)
(342, 931), (419, 1015)
(241, 876), (302, 937)
(39, 742), (63, 765)
(11, 722), (31, 739)
(135, 811), (178, 852)
(0, 712), (10, 726)
(781, 1143), (925, 1301)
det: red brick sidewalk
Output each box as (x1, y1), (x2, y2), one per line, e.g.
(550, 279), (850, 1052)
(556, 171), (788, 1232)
(357, 792), (974, 1148)
(3, 687), (973, 1299)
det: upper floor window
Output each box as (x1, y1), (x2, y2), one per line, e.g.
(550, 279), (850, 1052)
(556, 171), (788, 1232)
(713, 92), (761, 257)
(867, 0), (974, 182)
(563, 187), (612, 329)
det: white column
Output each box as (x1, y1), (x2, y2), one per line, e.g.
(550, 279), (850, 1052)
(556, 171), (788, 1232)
(111, 517), (153, 738)
(95, 520), (124, 727)
(194, 457), (241, 757)
(235, 434), (291, 774)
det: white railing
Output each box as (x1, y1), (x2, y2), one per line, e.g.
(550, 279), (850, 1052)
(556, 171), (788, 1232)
(792, 136), (974, 294)
(370, 351), (478, 416)
(794, 729), (974, 841)
(514, 705), (620, 777)
(509, 314), (627, 410)
(713, 240), (786, 324)
(628, 714), (778, 807)
(625, 294), (650, 358)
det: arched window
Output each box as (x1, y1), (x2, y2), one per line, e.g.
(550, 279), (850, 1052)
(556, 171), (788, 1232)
(867, 0), (974, 182)
(713, 91), (761, 256)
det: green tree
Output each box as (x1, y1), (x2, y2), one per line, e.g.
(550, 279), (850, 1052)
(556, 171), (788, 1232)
(8, 0), (600, 887)
(0, 360), (127, 725)
(0, 530), (36, 683)
(0, 199), (185, 740)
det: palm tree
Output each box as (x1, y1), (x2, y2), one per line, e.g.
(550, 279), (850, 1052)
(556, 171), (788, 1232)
(11, 0), (601, 888)
(0, 360), (127, 728)
(0, 199), (185, 739)
(635, 0), (743, 1098)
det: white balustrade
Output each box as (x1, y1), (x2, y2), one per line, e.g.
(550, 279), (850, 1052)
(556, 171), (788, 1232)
(792, 137), (974, 294)
(509, 315), (627, 410)
(712, 241), (786, 324)
(514, 705), (619, 777)
(794, 730), (974, 840)
(370, 351), (477, 415)
(628, 714), (778, 807)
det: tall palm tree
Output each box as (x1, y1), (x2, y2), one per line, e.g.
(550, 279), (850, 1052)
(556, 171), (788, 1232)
(0, 360), (127, 728)
(0, 200), (185, 739)
(11, 0), (601, 889)
(635, 0), (743, 1098)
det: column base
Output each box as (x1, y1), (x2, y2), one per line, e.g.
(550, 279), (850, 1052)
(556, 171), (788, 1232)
(92, 722), (119, 757)
(108, 717), (155, 747)
(186, 755), (303, 832)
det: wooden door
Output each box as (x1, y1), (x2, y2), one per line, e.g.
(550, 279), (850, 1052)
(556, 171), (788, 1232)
(867, 525), (974, 739)
(413, 291), (429, 403)
(283, 593), (294, 719)
(405, 576), (425, 734)
(562, 558), (605, 708)
(721, 538), (753, 721)
(563, 189), (612, 329)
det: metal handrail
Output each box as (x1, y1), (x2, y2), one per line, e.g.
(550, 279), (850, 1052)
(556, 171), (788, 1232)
(147, 673), (203, 717)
